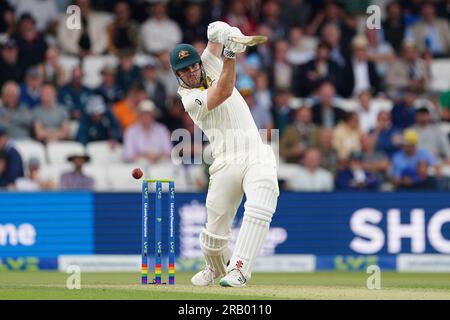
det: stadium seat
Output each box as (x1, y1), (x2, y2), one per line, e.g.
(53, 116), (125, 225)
(371, 98), (393, 112)
(39, 163), (71, 186)
(134, 53), (158, 67)
(46, 141), (85, 164)
(430, 59), (450, 92)
(58, 55), (80, 81)
(277, 163), (302, 182)
(86, 141), (124, 164)
(83, 164), (109, 191)
(82, 55), (118, 89)
(12, 140), (47, 167)
(105, 163), (148, 191)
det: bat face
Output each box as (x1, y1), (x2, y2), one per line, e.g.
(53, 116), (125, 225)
(228, 35), (268, 46)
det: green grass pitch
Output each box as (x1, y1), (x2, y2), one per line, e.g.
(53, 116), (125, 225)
(1, 272), (450, 300)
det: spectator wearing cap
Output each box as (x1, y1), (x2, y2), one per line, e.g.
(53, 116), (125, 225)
(280, 106), (320, 163)
(38, 46), (66, 88)
(412, 107), (450, 163)
(11, 0), (59, 33)
(292, 41), (341, 97)
(76, 95), (121, 146)
(385, 41), (430, 96)
(58, 66), (92, 120)
(335, 151), (380, 190)
(333, 111), (362, 160)
(15, 157), (56, 191)
(287, 147), (334, 191)
(142, 60), (166, 112)
(406, 2), (450, 57)
(311, 81), (345, 128)
(123, 100), (172, 163)
(390, 87), (417, 129)
(0, 127), (24, 188)
(32, 83), (70, 143)
(106, 1), (139, 55)
(19, 66), (43, 109)
(0, 81), (32, 140)
(140, 2), (182, 55)
(116, 48), (142, 93)
(0, 38), (25, 88)
(391, 129), (439, 188)
(60, 152), (95, 190)
(341, 35), (381, 97)
(113, 83), (147, 131)
(94, 64), (124, 107)
(57, 0), (111, 57)
(12, 13), (47, 71)
(371, 110), (403, 158)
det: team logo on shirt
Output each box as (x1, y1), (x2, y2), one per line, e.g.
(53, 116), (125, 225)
(178, 50), (190, 60)
(195, 99), (202, 106)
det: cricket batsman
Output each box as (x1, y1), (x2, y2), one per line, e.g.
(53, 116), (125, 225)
(169, 21), (279, 287)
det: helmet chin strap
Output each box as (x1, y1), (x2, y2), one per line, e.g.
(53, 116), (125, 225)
(175, 63), (208, 89)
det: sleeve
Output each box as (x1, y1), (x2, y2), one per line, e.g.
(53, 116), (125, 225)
(201, 48), (223, 80)
(181, 89), (210, 121)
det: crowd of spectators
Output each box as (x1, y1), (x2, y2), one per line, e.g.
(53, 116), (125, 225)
(0, 0), (450, 192)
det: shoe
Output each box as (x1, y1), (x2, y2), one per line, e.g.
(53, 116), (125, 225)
(191, 266), (215, 286)
(219, 268), (246, 287)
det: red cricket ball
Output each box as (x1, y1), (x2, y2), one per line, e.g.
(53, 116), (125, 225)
(132, 168), (143, 179)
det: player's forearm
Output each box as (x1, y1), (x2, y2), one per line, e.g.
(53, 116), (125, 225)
(217, 57), (236, 96)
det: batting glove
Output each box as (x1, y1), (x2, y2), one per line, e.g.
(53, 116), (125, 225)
(207, 21), (231, 43)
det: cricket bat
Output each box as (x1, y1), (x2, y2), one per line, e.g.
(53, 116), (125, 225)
(228, 35), (268, 46)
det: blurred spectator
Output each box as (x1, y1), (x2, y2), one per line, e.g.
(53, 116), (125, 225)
(280, 0), (312, 29)
(254, 71), (272, 111)
(261, 0), (286, 41)
(372, 110), (403, 158)
(316, 128), (338, 174)
(123, 100), (172, 163)
(440, 89), (450, 121)
(0, 81), (32, 140)
(12, 13), (47, 71)
(336, 151), (380, 190)
(392, 129), (439, 188)
(356, 90), (379, 133)
(253, 24), (273, 70)
(311, 82), (344, 128)
(107, 1), (139, 55)
(406, 2), (450, 57)
(292, 41), (341, 97)
(94, 64), (124, 107)
(321, 22), (346, 68)
(0, 127), (24, 189)
(0, 38), (25, 88)
(382, 1), (406, 54)
(11, 0), (59, 33)
(385, 41), (430, 96)
(0, 2), (15, 35)
(286, 26), (315, 66)
(142, 61), (166, 112)
(279, 106), (319, 163)
(360, 133), (391, 185)
(38, 46), (66, 88)
(397, 160), (438, 190)
(365, 28), (396, 77)
(341, 35), (381, 97)
(162, 97), (185, 133)
(113, 83), (147, 131)
(116, 48), (142, 93)
(205, 0), (226, 22)
(273, 40), (292, 90)
(241, 86), (273, 132)
(390, 87), (417, 129)
(32, 83), (70, 143)
(60, 152), (95, 190)
(236, 50), (260, 87)
(75, 95), (121, 146)
(57, 0), (111, 57)
(19, 66), (43, 109)
(287, 147), (334, 191)
(272, 88), (292, 136)
(15, 157), (56, 191)
(223, 0), (256, 36)
(181, 3), (207, 44)
(333, 111), (362, 160)
(412, 107), (450, 163)
(157, 51), (181, 100)
(140, 2), (182, 55)
(58, 66), (92, 120)
(307, 2), (350, 40)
